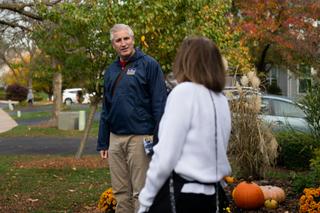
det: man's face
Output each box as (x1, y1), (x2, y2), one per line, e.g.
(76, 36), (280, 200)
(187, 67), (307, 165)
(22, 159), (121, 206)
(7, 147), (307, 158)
(112, 30), (135, 61)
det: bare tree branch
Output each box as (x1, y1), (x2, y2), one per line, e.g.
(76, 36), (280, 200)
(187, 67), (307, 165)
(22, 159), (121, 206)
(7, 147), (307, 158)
(0, 19), (30, 31)
(0, 0), (63, 23)
(0, 54), (19, 79)
(0, 2), (42, 20)
(42, 0), (64, 7)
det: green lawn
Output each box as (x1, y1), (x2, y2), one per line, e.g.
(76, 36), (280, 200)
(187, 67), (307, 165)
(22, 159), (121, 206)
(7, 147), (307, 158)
(0, 155), (110, 212)
(10, 111), (52, 121)
(0, 105), (108, 212)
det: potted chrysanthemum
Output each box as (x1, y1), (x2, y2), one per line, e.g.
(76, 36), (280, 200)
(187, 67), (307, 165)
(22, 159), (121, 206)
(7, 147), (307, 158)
(299, 187), (320, 212)
(98, 187), (117, 213)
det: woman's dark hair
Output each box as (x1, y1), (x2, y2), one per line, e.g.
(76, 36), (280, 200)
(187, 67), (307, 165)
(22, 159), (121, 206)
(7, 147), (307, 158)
(173, 36), (226, 92)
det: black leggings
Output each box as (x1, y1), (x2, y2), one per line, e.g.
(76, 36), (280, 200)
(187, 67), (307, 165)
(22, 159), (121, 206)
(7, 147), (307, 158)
(176, 192), (217, 213)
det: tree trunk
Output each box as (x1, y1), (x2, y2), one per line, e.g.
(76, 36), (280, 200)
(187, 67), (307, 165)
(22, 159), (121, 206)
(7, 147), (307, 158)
(75, 98), (99, 159)
(256, 44), (271, 90)
(257, 44), (270, 73)
(28, 75), (33, 89)
(50, 72), (62, 127)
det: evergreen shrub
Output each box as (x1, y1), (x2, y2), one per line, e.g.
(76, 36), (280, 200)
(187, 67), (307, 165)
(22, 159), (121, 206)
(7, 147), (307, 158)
(276, 131), (318, 169)
(292, 148), (320, 192)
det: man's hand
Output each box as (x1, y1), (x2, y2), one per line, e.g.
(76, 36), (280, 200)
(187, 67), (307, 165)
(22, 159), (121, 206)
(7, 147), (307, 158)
(100, 150), (108, 159)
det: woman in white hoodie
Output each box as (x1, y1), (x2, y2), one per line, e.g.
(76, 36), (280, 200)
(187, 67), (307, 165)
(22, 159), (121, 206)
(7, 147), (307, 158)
(138, 36), (232, 213)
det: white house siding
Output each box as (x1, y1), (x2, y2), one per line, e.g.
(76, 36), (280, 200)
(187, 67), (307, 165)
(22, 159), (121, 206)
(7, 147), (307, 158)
(277, 67), (288, 96)
(288, 70), (299, 98)
(269, 67), (301, 98)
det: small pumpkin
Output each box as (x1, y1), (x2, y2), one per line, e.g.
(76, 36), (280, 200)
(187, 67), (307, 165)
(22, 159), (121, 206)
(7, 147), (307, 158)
(224, 176), (235, 184)
(233, 181), (265, 209)
(260, 185), (286, 203)
(264, 199), (278, 209)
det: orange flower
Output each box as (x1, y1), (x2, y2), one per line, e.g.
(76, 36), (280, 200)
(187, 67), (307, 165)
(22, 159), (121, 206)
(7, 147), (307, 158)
(299, 187), (320, 213)
(98, 187), (117, 213)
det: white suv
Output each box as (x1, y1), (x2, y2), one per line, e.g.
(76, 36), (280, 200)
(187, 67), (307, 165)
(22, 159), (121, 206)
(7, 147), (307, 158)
(62, 88), (90, 105)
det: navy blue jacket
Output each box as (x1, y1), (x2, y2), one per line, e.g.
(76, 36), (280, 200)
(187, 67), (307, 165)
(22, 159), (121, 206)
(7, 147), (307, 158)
(97, 49), (167, 151)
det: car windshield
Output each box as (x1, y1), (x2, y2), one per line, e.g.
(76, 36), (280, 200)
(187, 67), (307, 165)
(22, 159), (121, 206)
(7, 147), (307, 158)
(261, 97), (306, 118)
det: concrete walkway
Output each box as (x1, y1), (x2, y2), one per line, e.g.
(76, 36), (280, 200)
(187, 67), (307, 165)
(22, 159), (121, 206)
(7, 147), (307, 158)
(0, 108), (18, 133)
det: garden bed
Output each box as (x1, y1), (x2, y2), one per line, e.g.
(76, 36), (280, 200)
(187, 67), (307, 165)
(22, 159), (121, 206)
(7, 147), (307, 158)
(225, 176), (300, 212)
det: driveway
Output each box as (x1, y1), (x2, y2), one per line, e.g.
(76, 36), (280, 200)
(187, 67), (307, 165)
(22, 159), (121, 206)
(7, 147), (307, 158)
(0, 102), (100, 155)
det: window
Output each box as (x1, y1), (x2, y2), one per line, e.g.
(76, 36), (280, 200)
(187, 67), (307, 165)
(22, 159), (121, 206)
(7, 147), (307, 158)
(261, 98), (272, 115)
(267, 68), (278, 85)
(299, 79), (311, 93)
(298, 64), (311, 94)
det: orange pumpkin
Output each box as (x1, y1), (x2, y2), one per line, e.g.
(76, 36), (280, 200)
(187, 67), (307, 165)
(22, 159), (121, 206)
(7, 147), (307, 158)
(233, 181), (265, 209)
(232, 188), (236, 198)
(260, 185), (286, 203)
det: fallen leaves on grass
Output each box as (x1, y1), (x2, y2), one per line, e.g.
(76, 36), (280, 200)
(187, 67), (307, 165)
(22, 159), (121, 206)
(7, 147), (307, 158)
(14, 156), (108, 169)
(27, 198), (39, 203)
(0, 194), (42, 212)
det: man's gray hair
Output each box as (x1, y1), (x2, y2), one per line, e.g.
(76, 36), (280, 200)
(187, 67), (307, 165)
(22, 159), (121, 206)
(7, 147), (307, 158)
(110, 24), (134, 41)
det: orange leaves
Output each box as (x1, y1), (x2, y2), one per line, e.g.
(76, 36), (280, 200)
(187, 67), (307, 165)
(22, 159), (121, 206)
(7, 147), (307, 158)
(234, 0), (319, 73)
(242, 23), (258, 35)
(272, 36), (294, 49)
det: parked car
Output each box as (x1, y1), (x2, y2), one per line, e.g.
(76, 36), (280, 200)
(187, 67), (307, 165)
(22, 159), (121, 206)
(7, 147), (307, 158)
(224, 86), (261, 98)
(223, 87), (310, 132)
(62, 88), (90, 105)
(260, 95), (310, 132)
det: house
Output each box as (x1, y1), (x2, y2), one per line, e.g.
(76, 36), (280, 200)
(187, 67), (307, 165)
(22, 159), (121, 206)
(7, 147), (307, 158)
(269, 18), (319, 98)
(225, 64), (317, 99)
(267, 65), (317, 98)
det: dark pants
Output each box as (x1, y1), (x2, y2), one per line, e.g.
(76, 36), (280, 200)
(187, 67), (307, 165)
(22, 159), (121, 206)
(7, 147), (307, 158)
(147, 173), (229, 213)
(177, 192), (217, 213)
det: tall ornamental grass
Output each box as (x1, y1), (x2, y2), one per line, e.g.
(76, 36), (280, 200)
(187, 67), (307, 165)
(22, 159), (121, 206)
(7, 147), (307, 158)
(227, 71), (278, 179)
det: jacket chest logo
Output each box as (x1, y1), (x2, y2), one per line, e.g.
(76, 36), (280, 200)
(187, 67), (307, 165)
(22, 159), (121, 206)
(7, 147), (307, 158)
(126, 68), (136, 75)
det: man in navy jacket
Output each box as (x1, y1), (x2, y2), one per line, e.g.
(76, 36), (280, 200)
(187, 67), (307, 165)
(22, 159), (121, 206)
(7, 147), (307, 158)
(97, 23), (167, 213)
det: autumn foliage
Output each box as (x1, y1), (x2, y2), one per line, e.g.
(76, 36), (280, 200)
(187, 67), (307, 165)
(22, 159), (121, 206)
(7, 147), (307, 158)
(234, 0), (320, 75)
(1, 52), (31, 87)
